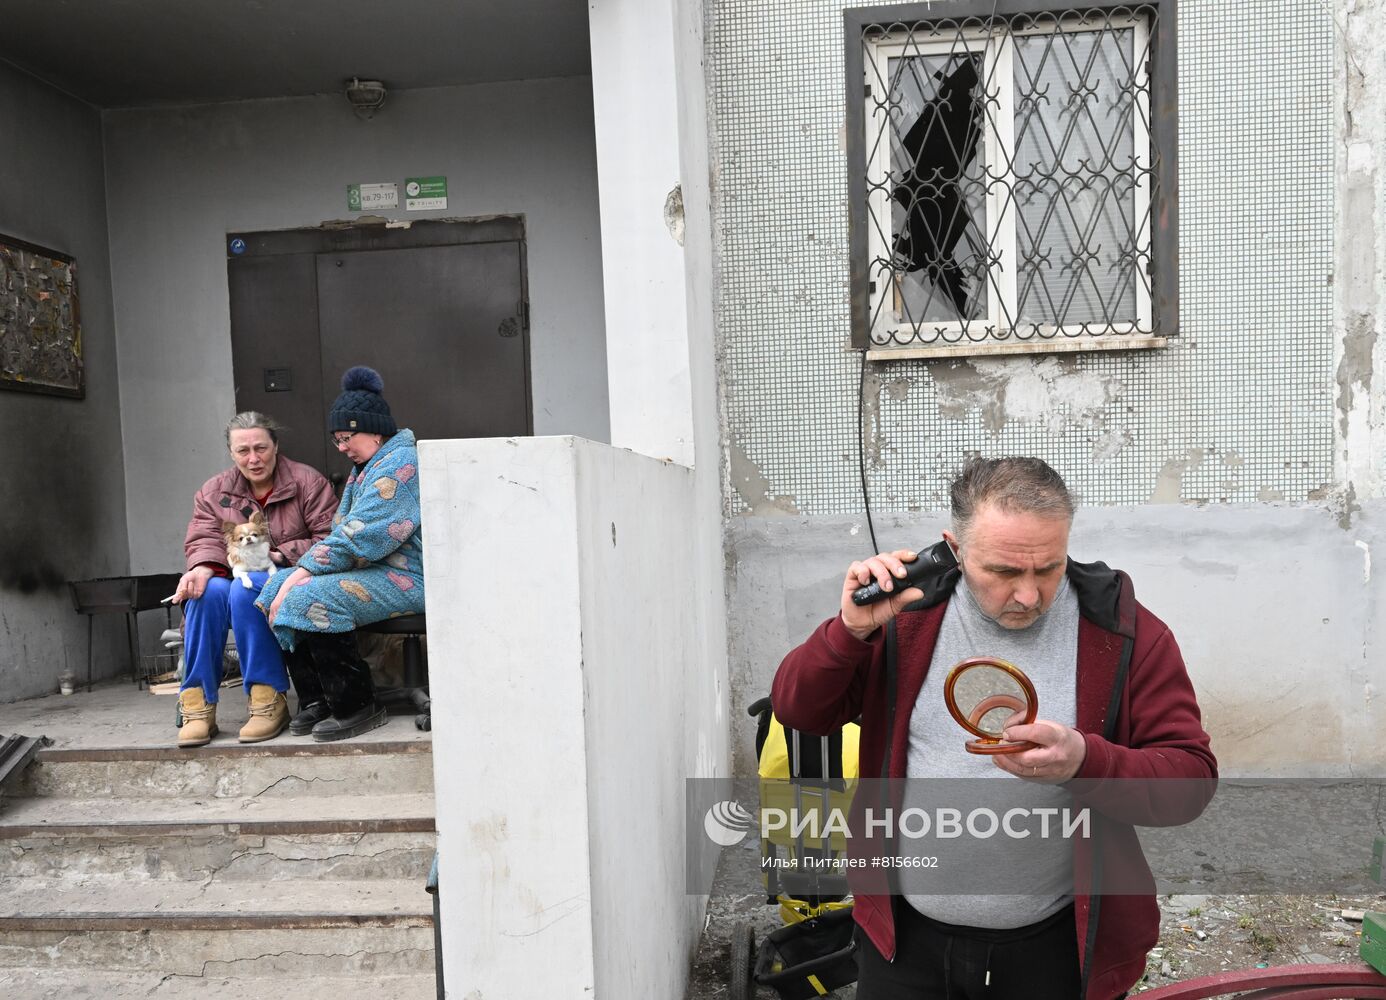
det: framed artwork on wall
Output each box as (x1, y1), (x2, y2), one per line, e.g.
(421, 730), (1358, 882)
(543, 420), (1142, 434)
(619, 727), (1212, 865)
(0, 233), (83, 399)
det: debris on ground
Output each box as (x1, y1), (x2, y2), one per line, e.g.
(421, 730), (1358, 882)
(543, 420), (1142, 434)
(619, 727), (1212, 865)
(685, 842), (1385, 999)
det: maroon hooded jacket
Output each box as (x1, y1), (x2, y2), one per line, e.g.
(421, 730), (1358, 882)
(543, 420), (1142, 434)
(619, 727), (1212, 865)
(184, 455), (338, 570)
(770, 542), (1217, 1000)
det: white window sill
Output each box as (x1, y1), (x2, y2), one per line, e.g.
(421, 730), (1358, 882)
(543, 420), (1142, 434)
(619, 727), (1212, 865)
(864, 334), (1168, 362)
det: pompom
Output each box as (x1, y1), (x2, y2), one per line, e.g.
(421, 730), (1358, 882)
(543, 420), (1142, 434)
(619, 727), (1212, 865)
(341, 366), (384, 393)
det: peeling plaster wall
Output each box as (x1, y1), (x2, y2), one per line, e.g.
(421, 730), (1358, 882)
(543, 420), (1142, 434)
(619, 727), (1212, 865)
(103, 77), (609, 574)
(727, 504), (1386, 778)
(1336, 0), (1386, 503)
(0, 62), (130, 701)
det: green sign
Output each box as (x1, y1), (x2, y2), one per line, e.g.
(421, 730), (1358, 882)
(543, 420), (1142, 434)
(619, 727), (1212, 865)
(405, 176), (448, 211)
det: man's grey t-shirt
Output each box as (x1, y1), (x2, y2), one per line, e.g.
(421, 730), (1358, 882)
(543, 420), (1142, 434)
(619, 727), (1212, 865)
(900, 574), (1079, 929)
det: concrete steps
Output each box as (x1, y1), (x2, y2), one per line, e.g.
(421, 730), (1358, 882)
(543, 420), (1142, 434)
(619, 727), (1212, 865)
(2, 826), (434, 881)
(0, 969), (438, 1000)
(0, 790), (435, 830)
(0, 875), (434, 914)
(16, 741), (434, 799)
(0, 736), (437, 997)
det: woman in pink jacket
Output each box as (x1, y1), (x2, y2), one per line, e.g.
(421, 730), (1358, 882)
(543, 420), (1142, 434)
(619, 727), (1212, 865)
(170, 412), (337, 748)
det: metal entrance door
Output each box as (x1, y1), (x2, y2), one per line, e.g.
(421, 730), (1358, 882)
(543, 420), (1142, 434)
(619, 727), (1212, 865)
(227, 218), (530, 484)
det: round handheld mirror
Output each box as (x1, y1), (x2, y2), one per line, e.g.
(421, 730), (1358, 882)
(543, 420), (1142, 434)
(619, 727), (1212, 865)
(943, 657), (1039, 755)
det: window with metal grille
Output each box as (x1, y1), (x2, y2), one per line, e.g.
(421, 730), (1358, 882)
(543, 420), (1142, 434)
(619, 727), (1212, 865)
(845, 1), (1177, 358)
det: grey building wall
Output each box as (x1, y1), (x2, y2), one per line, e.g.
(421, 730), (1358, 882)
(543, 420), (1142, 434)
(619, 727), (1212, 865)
(710, 0), (1337, 514)
(103, 76), (609, 574)
(727, 504), (1386, 779)
(0, 62), (130, 701)
(709, 0), (1386, 776)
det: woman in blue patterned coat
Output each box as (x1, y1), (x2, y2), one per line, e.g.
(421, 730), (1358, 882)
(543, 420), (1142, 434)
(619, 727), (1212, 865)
(257, 366), (424, 742)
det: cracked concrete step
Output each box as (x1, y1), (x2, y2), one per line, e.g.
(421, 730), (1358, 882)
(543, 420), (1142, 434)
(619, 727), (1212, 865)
(16, 741), (433, 800)
(0, 969), (438, 1000)
(0, 877), (435, 976)
(2, 828), (436, 881)
(0, 792), (435, 882)
(0, 875), (433, 919)
(0, 790), (434, 834)
(0, 924), (435, 976)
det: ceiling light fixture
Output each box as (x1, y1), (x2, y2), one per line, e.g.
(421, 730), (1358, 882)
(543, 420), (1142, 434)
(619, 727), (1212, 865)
(345, 78), (386, 120)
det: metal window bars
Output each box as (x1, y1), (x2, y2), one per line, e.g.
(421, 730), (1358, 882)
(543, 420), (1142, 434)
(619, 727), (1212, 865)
(846, 2), (1177, 357)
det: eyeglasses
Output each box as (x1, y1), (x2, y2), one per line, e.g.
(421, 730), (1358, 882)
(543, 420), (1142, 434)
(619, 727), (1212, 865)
(330, 432), (361, 448)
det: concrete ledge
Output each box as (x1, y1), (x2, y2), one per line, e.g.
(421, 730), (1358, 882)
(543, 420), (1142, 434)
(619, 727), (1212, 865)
(2, 829), (435, 882)
(0, 816), (435, 838)
(0, 969), (438, 1000)
(0, 913), (434, 931)
(19, 745), (434, 800)
(0, 925), (434, 975)
(35, 740), (432, 762)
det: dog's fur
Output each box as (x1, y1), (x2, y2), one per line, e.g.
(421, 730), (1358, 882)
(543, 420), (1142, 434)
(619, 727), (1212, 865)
(223, 511), (274, 588)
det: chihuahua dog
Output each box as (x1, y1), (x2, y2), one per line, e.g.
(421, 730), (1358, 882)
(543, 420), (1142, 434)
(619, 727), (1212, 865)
(223, 511), (275, 588)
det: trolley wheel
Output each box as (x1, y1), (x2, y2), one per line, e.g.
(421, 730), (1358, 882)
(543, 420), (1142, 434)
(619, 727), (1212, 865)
(730, 920), (755, 1000)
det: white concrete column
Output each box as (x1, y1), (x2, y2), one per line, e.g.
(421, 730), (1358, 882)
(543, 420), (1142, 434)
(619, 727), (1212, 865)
(421, 437), (595, 997)
(588, 0), (730, 798)
(589, 0), (698, 465)
(421, 436), (711, 1000)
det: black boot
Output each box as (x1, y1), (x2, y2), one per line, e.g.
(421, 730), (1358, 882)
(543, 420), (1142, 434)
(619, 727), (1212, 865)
(283, 641), (331, 735)
(309, 702), (387, 742)
(289, 701), (332, 736)
(296, 632), (383, 742)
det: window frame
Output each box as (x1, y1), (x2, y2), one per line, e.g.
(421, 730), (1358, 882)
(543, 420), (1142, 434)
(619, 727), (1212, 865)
(844, 0), (1178, 359)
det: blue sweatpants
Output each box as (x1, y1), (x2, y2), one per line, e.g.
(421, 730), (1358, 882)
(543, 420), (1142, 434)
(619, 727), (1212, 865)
(180, 574), (289, 703)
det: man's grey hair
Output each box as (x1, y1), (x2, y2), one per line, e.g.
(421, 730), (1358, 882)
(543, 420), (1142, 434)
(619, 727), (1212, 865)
(950, 457), (1074, 542)
(225, 411), (281, 447)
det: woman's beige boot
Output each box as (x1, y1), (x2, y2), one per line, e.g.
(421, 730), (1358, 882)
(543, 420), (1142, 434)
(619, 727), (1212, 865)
(177, 688), (218, 748)
(239, 685), (289, 743)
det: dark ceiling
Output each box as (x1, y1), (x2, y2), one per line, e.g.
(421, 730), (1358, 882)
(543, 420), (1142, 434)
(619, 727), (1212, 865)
(0, 0), (592, 108)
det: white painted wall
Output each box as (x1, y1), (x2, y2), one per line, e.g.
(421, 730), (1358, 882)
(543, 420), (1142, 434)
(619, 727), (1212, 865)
(0, 62), (130, 700)
(726, 502), (1386, 780)
(417, 5), (731, 994)
(101, 77), (609, 573)
(421, 436), (710, 1000)
(589, 0), (732, 988)
(590, 0), (695, 466)
(669, 0), (733, 814)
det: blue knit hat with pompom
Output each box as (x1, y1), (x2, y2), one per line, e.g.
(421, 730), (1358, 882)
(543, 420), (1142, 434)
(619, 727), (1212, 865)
(328, 366), (397, 436)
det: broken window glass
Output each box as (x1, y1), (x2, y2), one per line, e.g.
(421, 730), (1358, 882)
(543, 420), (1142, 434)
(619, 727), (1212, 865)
(887, 51), (989, 325)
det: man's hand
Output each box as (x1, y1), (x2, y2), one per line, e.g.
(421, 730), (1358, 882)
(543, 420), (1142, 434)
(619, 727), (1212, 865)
(269, 549), (288, 567)
(992, 720), (1088, 783)
(266, 568), (310, 625)
(171, 566), (214, 604)
(840, 549), (925, 641)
